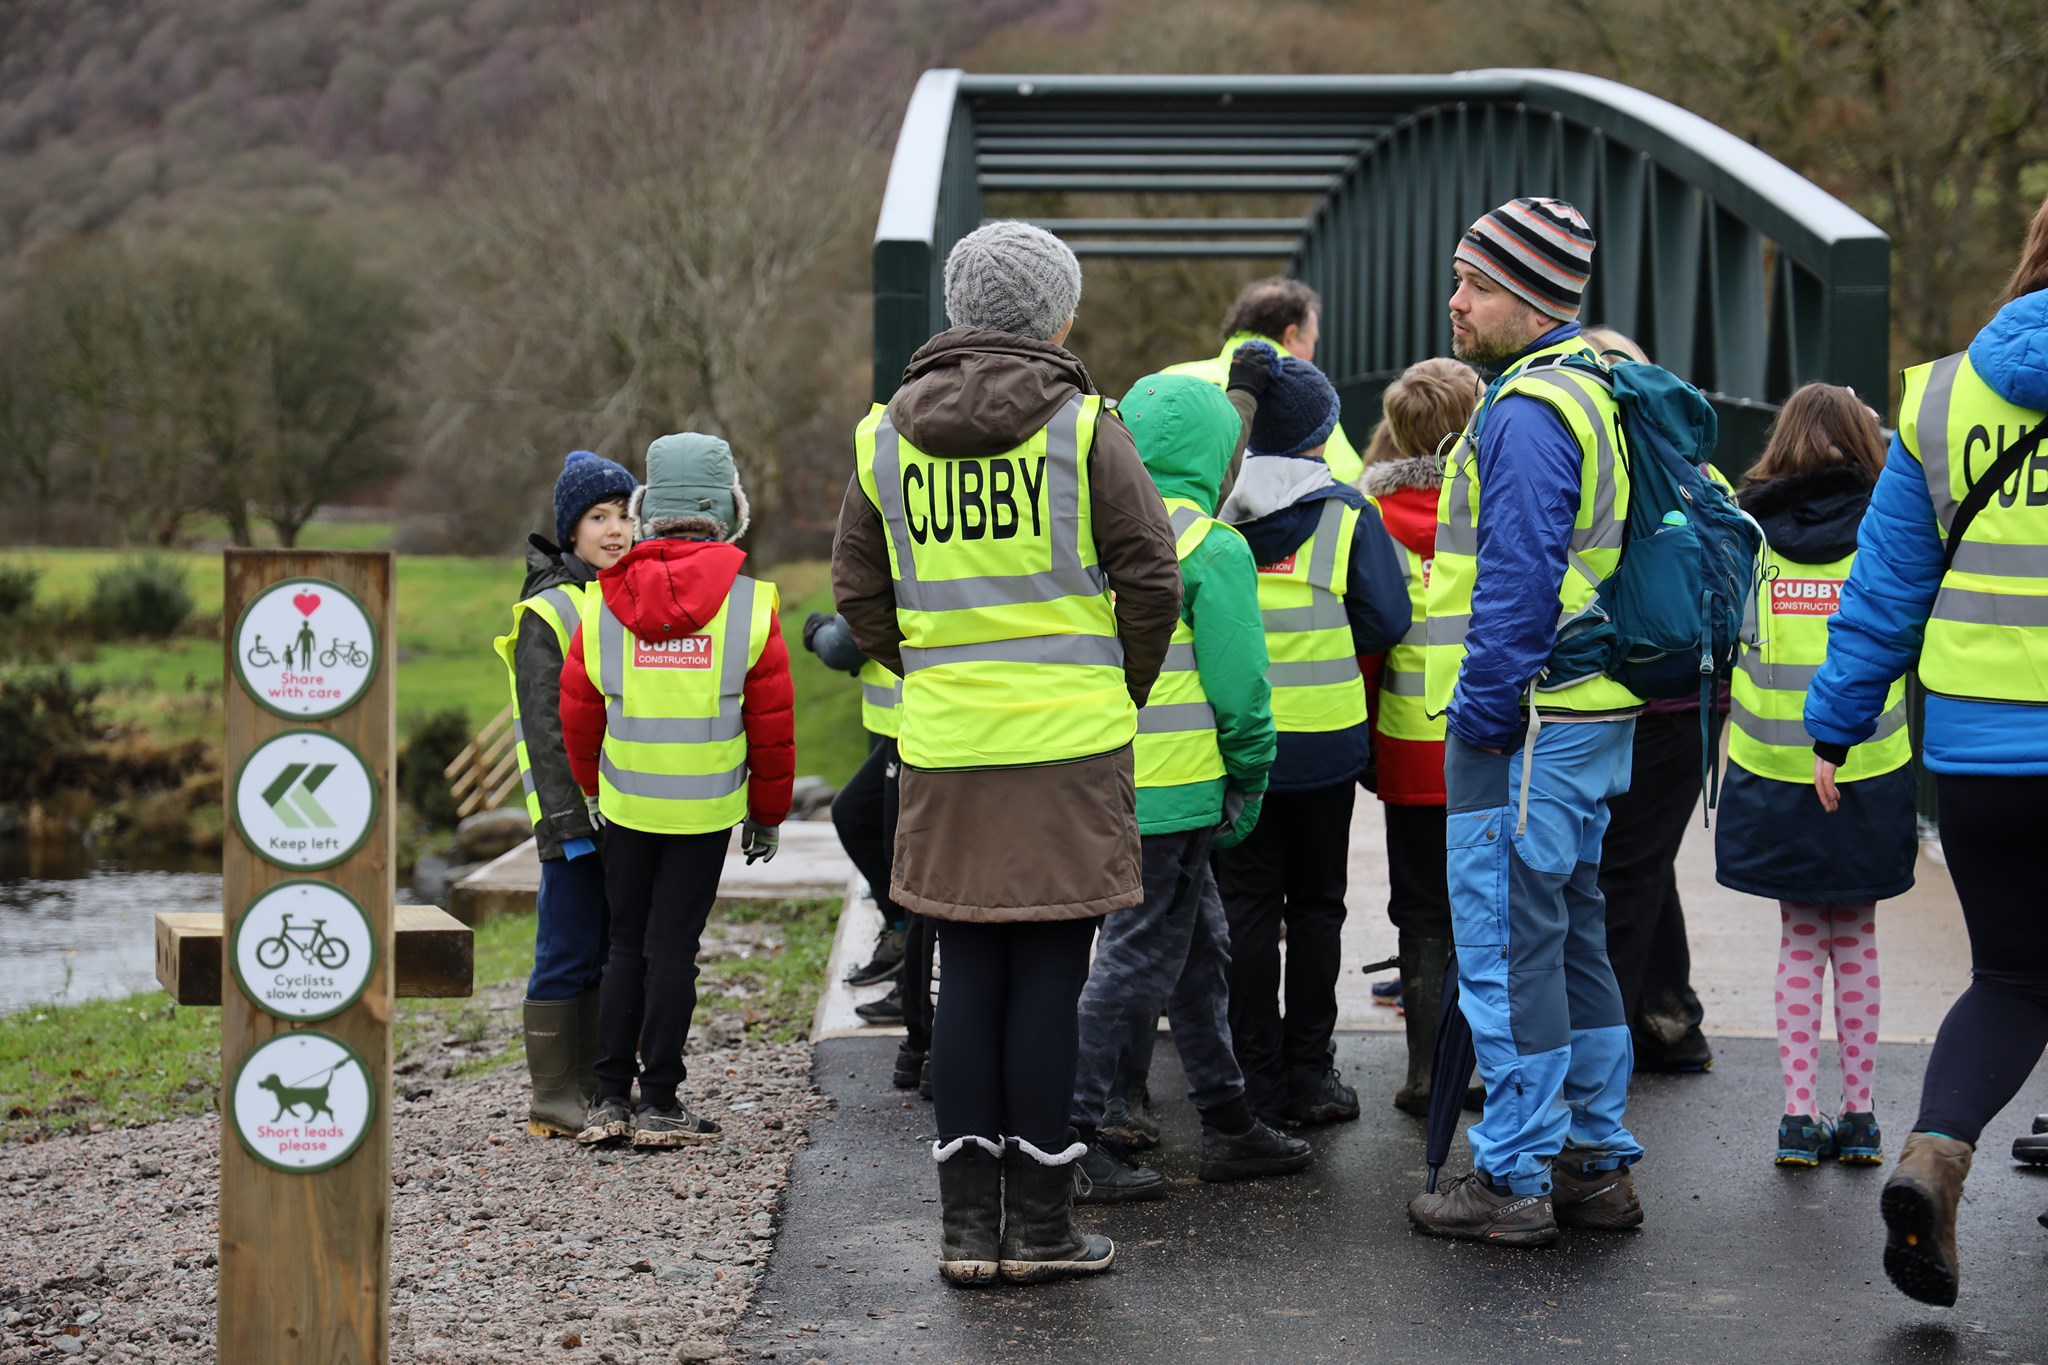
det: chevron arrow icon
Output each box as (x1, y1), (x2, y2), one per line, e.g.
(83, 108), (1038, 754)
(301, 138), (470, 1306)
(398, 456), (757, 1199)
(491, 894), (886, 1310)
(261, 763), (337, 828)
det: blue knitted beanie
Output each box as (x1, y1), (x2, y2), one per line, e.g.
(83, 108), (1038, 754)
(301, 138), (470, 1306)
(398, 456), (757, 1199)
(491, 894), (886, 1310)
(1247, 355), (1343, 459)
(553, 450), (637, 549)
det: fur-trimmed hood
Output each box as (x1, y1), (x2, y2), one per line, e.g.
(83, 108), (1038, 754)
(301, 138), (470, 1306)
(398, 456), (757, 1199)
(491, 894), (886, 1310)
(1358, 454), (1443, 498)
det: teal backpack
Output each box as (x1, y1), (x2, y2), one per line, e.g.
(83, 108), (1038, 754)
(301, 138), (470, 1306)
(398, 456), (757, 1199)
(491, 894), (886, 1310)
(1474, 349), (1766, 826)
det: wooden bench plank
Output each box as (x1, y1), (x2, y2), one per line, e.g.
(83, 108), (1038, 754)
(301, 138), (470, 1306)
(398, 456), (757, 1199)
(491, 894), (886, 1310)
(155, 905), (474, 1005)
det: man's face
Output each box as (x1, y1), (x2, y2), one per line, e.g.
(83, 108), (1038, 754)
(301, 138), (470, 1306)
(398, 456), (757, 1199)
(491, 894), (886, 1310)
(1448, 262), (1549, 367)
(1280, 307), (1319, 362)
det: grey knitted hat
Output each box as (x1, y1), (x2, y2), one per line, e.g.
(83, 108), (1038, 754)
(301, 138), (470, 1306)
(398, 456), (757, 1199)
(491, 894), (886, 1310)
(630, 433), (751, 543)
(942, 221), (1082, 341)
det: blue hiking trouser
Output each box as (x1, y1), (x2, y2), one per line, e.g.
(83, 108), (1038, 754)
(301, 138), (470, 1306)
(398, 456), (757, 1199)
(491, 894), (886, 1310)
(1070, 829), (1246, 1131)
(528, 849), (609, 1001)
(1445, 722), (1643, 1196)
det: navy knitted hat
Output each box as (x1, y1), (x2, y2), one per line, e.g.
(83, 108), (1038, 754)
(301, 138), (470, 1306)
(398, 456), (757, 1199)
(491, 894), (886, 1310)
(1247, 355), (1343, 459)
(552, 450), (637, 549)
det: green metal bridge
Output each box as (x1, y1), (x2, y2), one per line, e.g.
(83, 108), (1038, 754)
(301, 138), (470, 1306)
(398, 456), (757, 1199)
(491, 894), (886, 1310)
(871, 68), (1889, 466)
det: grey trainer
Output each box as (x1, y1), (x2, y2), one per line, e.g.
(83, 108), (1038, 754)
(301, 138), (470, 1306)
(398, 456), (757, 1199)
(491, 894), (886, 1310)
(1408, 1172), (1559, 1248)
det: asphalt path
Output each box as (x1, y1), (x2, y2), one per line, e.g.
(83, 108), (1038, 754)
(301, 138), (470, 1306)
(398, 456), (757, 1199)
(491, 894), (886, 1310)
(736, 1033), (2048, 1363)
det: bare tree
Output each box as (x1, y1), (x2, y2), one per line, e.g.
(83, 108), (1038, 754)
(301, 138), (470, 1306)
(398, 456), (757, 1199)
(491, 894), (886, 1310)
(410, 0), (903, 555)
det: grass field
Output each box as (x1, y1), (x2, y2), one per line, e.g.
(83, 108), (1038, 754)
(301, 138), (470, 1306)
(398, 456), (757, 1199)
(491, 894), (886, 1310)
(4, 548), (866, 787)
(0, 896), (837, 1142)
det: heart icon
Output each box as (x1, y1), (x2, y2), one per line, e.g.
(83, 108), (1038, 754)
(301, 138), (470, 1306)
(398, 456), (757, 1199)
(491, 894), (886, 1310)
(291, 592), (321, 617)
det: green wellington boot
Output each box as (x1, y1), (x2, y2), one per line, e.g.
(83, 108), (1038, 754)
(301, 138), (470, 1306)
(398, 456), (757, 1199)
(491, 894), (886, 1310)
(523, 998), (587, 1138)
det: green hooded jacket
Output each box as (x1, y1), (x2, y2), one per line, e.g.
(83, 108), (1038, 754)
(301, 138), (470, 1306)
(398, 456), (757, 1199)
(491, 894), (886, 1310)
(1118, 374), (1276, 835)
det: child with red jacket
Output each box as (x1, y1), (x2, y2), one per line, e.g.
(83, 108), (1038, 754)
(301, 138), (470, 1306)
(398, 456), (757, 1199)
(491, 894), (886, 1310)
(1360, 358), (1484, 1114)
(560, 433), (794, 1148)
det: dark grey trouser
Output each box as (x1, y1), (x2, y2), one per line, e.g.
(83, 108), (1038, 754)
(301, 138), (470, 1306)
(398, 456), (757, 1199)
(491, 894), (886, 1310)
(1070, 827), (1246, 1130)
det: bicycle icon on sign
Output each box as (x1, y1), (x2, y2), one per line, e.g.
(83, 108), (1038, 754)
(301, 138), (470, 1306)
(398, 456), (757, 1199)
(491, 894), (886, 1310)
(254, 915), (351, 971)
(319, 638), (369, 669)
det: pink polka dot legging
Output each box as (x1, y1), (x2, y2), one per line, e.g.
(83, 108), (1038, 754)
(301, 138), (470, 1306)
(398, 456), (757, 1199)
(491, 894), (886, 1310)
(1776, 901), (1880, 1117)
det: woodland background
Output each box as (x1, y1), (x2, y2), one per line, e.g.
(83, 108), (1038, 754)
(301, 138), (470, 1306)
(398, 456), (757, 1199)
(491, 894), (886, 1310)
(2, 0), (2044, 559)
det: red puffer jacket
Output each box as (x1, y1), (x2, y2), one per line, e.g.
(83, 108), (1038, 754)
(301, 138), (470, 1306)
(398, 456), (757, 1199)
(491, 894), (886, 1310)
(560, 539), (795, 827)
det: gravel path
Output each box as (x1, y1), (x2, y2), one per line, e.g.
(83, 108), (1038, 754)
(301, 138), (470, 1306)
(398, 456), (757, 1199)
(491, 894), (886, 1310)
(0, 1039), (822, 1364)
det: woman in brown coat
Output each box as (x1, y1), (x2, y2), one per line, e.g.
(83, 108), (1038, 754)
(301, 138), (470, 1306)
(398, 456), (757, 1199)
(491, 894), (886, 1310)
(833, 221), (1181, 1288)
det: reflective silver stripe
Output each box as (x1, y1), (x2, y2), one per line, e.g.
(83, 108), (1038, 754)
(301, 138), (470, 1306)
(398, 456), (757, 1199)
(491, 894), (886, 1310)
(1263, 601), (1347, 631)
(1136, 700), (1217, 734)
(1268, 658), (1360, 687)
(1931, 586), (2048, 626)
(720, 577), (756, 706)
(534, 586), (578, 630)
(1440, 434), (1478, 555)
(1428, 612), (1471, 646)
(1733, 699), (1907, 749)
(1305, 500), (1348, 591)
(512, 717), (538, 799)
(1948, 541), (2048, 578)
(1381, 667), (1426, 696)
(1168, 504), (1205, 538)
(598, 603), (624, 700)
(604, 702), (744, 745)
(1566, 548), (1603, 589)
(899, 633), (1125, 672)
(599, 752), (748, 800)
(862, 680), (900, 708)
(1737, 652), (1820, 690)
(1162, 641), (1199, 671)
(1919, 351), (1965, 533)
(871, 399), (1106, 612)
(1521, 372), (1622, 554)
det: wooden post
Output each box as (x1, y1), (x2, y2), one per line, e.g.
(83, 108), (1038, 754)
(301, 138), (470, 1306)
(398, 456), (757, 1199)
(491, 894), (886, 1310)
(218, 550), (394, 1362)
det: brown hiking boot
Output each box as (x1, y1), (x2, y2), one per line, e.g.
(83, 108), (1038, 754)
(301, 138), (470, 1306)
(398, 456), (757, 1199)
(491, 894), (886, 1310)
(1551, 1161), (1644, 1230)
(1408, 1172), (1558, 1247)
(1881, 1131), (1972, 1307)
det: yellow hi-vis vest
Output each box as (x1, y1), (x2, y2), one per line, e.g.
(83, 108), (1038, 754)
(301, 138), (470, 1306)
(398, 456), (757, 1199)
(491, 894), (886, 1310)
(1365, 496), (1442, 743)
(852, 395), (1134, 770)
(492, 581), (592, 830)
(1162, 331), (1365, 483)
(1900, 350), (2048, 703)
(1424, 337), (1639, 718)
(1255, 498), (1368, 733)
(859, 658), (901, 739)
(1135, 499), (1231, 789)
(1731, 548), (1910, 783)
(578, 574), (777, 835)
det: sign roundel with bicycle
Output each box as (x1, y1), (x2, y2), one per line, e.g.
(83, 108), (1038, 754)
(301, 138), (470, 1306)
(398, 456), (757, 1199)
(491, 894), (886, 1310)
(231, 576), (379, 721)
(229, 1030), (375, 1174)
(233, 730), (378, 871)
(231, 880), (376, 1021)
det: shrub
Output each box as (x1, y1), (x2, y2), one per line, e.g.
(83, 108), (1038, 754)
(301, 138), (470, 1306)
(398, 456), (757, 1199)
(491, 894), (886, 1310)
(398, 706), (471, 828)
(0, 562), (37, 618)
(0, 667), (101, 799)
(88, 556), (194, 638)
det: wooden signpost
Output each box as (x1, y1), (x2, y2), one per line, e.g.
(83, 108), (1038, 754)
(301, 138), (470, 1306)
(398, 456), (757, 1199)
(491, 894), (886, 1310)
(151, 549), (477, 1359)
(220, 549), (396, 1361)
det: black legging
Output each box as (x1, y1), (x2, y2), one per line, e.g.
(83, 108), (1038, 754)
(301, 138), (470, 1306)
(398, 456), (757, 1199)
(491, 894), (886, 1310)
(1913, 773), (2048, 1145)
(595, 824), (725, 1109)
(832, 734), (906, 929)
(931, 917), (1096, 1149)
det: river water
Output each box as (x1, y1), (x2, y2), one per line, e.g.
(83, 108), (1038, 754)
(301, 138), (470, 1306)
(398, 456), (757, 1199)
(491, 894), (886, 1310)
(0, 847), (221, 1015)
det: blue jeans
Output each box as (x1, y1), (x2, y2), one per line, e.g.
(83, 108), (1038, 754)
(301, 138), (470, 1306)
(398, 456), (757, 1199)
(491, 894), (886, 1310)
(1445, 721), (1643, 1195)
(528, 850), (609, 1001)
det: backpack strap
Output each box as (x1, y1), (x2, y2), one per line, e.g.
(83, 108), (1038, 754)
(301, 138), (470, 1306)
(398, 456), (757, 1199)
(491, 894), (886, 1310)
(1940, 412), (2048, 574)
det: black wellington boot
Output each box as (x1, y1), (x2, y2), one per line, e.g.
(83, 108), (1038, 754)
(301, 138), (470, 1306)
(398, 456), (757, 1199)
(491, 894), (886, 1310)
(933, 1136), (1002, 1287)
(999, 1138), (1115, 1285)
(1394, 934), (1450, 1116)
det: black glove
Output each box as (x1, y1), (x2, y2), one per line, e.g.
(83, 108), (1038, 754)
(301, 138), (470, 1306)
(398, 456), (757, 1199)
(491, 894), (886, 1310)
(802, 612), (830, 655)
(1227, 341), (1277, 398)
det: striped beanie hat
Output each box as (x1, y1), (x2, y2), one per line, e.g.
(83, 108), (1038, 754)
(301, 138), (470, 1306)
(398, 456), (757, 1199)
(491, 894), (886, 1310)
(1454, 197), (1596, 321)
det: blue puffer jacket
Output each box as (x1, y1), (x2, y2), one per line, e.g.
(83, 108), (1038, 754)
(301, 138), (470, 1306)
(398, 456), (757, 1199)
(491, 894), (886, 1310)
(1805, 287), (2048, 774)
